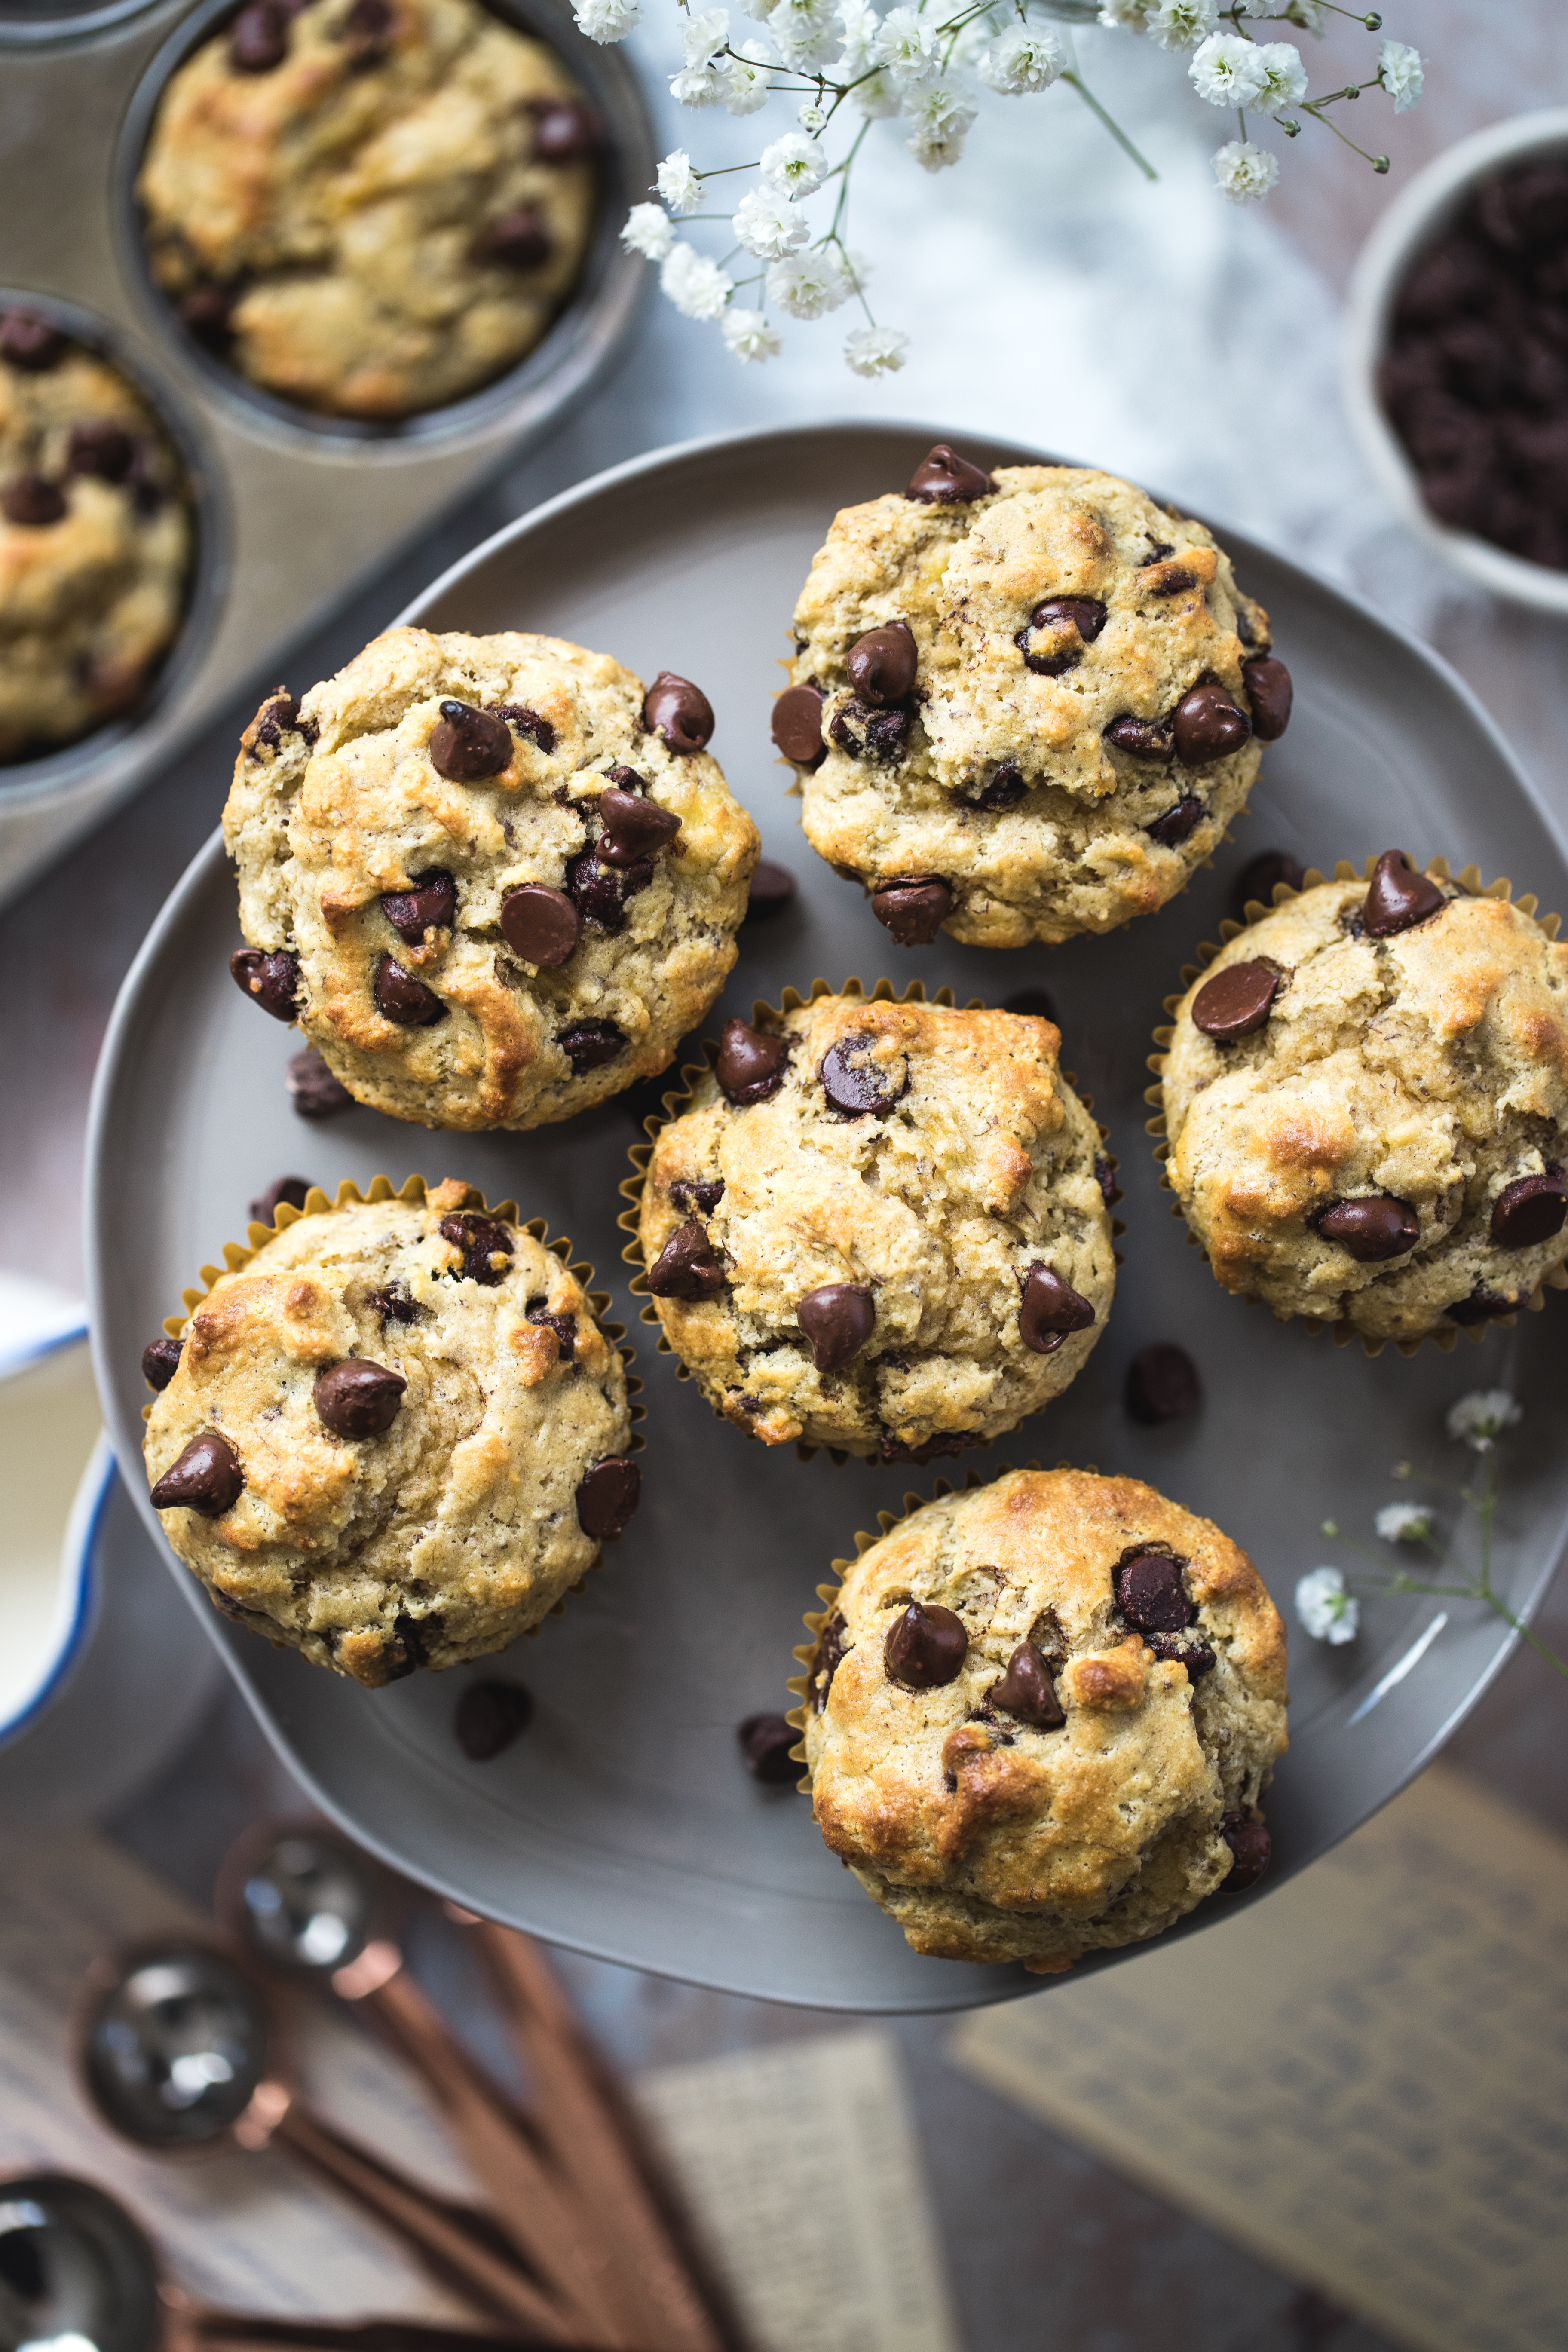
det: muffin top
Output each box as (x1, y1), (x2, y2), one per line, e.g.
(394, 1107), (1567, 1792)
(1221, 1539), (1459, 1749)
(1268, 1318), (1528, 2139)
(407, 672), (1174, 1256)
(800, 1468), (1288, 1970)
(0, 307), (192, 764)
(778, 451), (1287, 949)
(137, 0), (597, 420)
(1161, 858), (1568, 1342)
(142, 1181), (638, 1687)
(223, 626), (758, 1131)
(635, 990), (1115, 1462)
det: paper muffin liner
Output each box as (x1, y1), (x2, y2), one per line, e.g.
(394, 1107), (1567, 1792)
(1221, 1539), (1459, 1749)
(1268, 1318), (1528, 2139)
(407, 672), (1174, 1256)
(1145, 855), (1568, 1361)
(145, 1172), (642, 1624)
(617, 978), (1124, 1467)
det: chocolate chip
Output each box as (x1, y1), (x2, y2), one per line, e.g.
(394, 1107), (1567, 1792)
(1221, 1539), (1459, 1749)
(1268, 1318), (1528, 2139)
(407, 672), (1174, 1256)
(1232, 848), (1305, 917)
(830, 702), (911, 765)
(771, 684), (825, 766)
(820, 1032), (907, 1118)
(474, 208), (552, 269)
(647, 1218), (725, 1300)
(959, 762), (1027, 811)
(1192, 960), (1279, 1042)
(1125, 1343), (1201, 1425)
(1362, 849), (1446, 937)
(1146, 1632), (1215, 1677)
(797, 1282), (875, 1374)
(252, 693), (299, 750)
(374, 956), (445, 1026)
(371, 1283), (421, 1326)
(428, 699), (511, 783)
(230, 0), (290, 69)
(1446, 1289), (1521, 1325)
(525, 1299), (577, 1359)
(1095, 1154), (1116, 1207)
(811, 1611), (847, 1710)
(643, 671), (714, 754)
(528, 96), (602, 162)
(1219, 1813), (1271, 1890)
(1114, 1549), (1194, 1635)
(2, 475), (65, 527)
(249, 1175), (309, 1226)
(230, 946), (301, 1022)
(1002, 986), (1057, 1024)
(1019, 1264), (1096, 1354)
(597, 786), (681, 864)
(500, 883), (579, 967)
(1143, 539), (1175, 563)
(389, 1611), (436, 1676)
(1105, 714), (1175, 763)
(877, 1430), (982, 1466)
(1016, 596), (1107, 677)
(717, 1018), (788, 1105)
(1173, 682), (1251, 767)
(285, 1049), (352, 1121)
(567, 848), (651, 932)
(314, 1357), (407, 1437)
(745, 859), (796, 920)
(454, 1679), (533, 1761)
(490, 704), (555, 753)
(871, 878), (952, 945)
(985, 1641), (1065, 1729)
(1146, 796), (1204, 849)
(1147, 564), (1198, 597)
(668, 1177), (724, 1216)
(67, 421), (136, 482)
(885, 1601), (968, 1690)
(150, 1431), (244, 1516)
(178, 285), (235, 348)
(738, 1712), (798, 1784)
(1317, 1196), (1420, 1261)
(438, 1210), (514, 1284)
(141, 1337), (182, 1391)
(1491, 1167), (1568, 1248)
(576, 1455), (640, 1538)
(1241, 655), (1292, 741)
(905, 443), (993, 502)
(557, 1018), (625, 1072)
(380, 869), (455, 945)
(0, 311), (66, 371)
(845, 623), (917, 707)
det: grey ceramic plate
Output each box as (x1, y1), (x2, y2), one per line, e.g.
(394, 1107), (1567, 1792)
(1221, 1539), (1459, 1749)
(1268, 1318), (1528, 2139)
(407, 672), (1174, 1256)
(86, 421), (1568, 2012)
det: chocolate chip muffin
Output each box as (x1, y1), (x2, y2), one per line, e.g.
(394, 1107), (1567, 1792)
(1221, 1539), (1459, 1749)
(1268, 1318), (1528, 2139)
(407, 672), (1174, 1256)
(141, 1178), (640, 1687)
(0, 307), (192, 764)
(773, 444), (1289, 950)
(223, 626), (758, 1131)
(796, 1467), (1288, 1970)
(630, 987), (1115, 1462)
(137, 0), (598, 421)
(1158, 854), (1568, 1344)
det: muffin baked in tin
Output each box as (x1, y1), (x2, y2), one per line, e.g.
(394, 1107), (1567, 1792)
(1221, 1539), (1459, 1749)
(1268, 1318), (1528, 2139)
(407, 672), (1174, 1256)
(1158, 854), (1568, 1344)
(223, 625), (758, 1131)
(137, 0), (599, 421)
(631, 986), (1116, 1463)
(772, 445), (1290, 949)
(0, 304), (192, 764)
(796, 1467), (1288, 1970)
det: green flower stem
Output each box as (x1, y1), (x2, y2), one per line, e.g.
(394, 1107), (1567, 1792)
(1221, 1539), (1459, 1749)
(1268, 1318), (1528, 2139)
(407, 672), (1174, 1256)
(1063, 71), (1158, 181)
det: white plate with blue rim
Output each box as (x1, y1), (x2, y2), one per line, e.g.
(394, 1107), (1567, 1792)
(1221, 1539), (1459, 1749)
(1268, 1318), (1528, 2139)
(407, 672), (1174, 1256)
(85, 420), (1568, 2011)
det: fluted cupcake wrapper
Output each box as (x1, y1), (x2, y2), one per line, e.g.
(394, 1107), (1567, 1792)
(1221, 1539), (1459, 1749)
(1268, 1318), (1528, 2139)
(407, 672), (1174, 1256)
(147, 1171), (643, 1624)
(1145, 856), (1568, 1362)
(617, 977), (1123, 1467)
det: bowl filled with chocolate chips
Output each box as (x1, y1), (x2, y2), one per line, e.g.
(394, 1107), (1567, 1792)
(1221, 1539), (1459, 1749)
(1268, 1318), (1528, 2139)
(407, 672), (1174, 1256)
(1345, 108), (1568, 611)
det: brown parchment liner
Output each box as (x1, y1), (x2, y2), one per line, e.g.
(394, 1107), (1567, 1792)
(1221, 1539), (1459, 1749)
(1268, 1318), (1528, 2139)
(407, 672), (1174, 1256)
(143, 1172), (643, 1626)
(616, 978), (1125, 1467)
(1145, 856), (1568, 1362)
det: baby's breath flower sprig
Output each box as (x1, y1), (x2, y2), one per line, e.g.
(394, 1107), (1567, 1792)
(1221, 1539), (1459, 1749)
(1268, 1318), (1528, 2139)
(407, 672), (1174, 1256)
(1298, 1391), (1568, 1687)
(597, 0), (1422, 364)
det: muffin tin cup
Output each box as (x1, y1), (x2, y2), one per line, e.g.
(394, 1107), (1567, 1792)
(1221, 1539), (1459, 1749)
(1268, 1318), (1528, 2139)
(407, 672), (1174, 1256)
(618, 977), (1123, 1468)
(144, 1170), (643, 1631)
(1145, 854), (1568, 1362)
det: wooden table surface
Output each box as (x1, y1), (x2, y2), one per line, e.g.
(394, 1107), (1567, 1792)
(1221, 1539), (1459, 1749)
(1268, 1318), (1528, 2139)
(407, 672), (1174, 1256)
(5, 6), (1567, 2344)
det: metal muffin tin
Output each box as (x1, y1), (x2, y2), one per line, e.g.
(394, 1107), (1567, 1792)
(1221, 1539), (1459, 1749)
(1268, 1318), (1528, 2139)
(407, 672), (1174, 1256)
(0, 0), (653, 899)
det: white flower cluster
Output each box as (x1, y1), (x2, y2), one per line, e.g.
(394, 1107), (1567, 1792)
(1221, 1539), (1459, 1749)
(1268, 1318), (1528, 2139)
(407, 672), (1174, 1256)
(1446, 1390), (1522, 1452)
(1375, 1502), (1433, 1544)
(1296, 1567), (1360, 1646)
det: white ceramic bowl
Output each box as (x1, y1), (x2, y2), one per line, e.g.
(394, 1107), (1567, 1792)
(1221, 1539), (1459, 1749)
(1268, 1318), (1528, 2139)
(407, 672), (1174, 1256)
(1343, 108), (1568, 616)
(0, 1324), (99, 1748)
